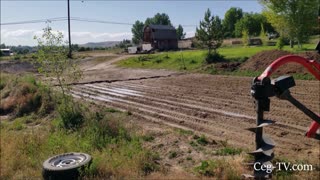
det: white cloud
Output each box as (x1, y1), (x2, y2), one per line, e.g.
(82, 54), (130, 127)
(185, 31), (195, 38)
(1, 28), (132, 46)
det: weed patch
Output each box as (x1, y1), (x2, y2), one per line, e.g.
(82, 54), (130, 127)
(168, 151), (178, 159)
(196, 135), (209, 146)
(194, 159), (243, 179)
(216, 147), (242, 156)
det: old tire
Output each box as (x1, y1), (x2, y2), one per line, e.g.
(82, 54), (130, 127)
(42, 152), (92, 180)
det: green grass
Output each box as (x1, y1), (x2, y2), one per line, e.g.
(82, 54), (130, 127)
(215, 147), (242, 156)
(0, 53), (38, 61)
(117, 44), (317, 80)
(117, 44), (316, 72)
(196, 135), (209, 146)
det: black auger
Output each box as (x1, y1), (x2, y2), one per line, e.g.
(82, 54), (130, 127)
(243, 55), (320, 179)
(247, 76), (276, 179)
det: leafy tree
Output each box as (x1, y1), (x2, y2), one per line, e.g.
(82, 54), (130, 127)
(261, 0), (318, 48)
(234, 13), (274, 38)
(222, 7), (243, 37)
(0, 43), (6, 49)
(196, 9), (223, 55)
(34, 26), (83, 129)
(176, 25), (186, 40)
(145, 13), (172, 26)
(131, 20), (144, 45)
(132, 13), (173, 44)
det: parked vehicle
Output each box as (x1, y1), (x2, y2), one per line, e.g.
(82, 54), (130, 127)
(0, 49), (13, 56)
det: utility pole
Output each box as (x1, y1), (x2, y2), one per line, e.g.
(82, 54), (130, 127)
(67, 0), (72, 58)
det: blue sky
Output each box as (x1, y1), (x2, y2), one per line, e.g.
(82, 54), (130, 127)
(1, 0), (262, 46)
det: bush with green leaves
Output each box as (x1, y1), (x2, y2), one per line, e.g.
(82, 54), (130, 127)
(34, 26), (83, 129)
(205, 52), (225, 64)
(277, 36), (285, 50)
(58, 99), (84, 129)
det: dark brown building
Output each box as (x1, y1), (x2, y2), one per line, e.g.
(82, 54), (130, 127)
(143, 25), (178, 50)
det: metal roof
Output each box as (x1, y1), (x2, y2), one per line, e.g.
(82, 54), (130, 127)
(148, 25), (176, 31)
(145, 25), (177, 40)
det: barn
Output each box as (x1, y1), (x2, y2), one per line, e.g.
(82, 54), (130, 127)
(143, 25), (178, 50)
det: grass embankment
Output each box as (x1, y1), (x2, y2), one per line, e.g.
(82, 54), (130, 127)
(0, 73), (159, 179)
(117, 44), (316, 79)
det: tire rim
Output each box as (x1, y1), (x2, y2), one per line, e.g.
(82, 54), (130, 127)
(50, 154), (86, 168)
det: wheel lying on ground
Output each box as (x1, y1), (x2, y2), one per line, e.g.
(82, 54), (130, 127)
(42, 152), (92, 180)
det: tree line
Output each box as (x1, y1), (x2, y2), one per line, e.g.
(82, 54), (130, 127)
(131, 0), (318, 51)
(131, 13), (186, 45)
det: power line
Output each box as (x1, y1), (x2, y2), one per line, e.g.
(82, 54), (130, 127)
(1, 17), (197, 27)
(70, 17), (134, 25)
(0, 17), (68, 25)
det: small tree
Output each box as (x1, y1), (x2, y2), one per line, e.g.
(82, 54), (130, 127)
(176, 25), (186, 40)
(259, 23), (267, 46)
(34, 26), (83, 129)
(242, 29), (249, 47)
(196, 9), (223, 56)
(131, 20), (144, 45)
(276, 36), (285, 50)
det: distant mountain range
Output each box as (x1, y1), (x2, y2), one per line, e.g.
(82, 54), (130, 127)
(79, 41), (120, 48)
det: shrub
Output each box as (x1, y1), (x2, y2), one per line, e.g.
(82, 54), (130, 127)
(194, 160), (217, 176)
(155, 58), (162, 64)
(277, 36), (285, 50)
(84, 111), (131, 150)
(58, 100), (84, 129)
(196, 135), (209, 146)
(205, 52), (225, 64)
(13, 55), (21, 60)
(189, 59), (197, 64)
(242, 29), (249, 47)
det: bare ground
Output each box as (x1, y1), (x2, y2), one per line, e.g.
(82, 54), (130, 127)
(79, 54), (177, 83)
(2, 53), (319, 177)
(74, 54), (320, 168)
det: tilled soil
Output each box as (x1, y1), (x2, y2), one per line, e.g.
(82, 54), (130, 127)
(71, 73), (320, 164)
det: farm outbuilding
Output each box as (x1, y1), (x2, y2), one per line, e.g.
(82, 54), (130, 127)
(143, 25), (178, 50)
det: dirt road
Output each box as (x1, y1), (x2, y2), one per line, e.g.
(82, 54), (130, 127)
(79, 54), (178, 83)
(73, 55), (320, 163)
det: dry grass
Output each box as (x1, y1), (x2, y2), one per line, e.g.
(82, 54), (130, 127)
(0, 74), (53, 117)
(0, 112), (160, 179)
(0, 73), (160, 179)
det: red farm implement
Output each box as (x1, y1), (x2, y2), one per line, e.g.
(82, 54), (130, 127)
(245, 55), (320, 179)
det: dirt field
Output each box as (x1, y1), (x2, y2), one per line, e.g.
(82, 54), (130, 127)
(71, 70), (320, 165)
(2, 52), (319, 175)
